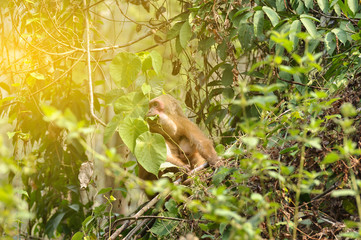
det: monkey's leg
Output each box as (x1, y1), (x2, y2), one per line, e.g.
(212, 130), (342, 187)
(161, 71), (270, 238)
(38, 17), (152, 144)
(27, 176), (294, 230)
(165, 141), (191, 172)
(189, 151), (207, 169)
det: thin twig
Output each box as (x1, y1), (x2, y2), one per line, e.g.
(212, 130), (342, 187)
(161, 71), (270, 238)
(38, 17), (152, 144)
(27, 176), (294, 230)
(85, 0), (106, 11)
(123, 219), (150, 240)
(114, 215), (207, 223)
(13, 16), (153, 56)
(83, 0), (106, 127)
(109, 193), (164, 239)
(277, 77), (327, 90)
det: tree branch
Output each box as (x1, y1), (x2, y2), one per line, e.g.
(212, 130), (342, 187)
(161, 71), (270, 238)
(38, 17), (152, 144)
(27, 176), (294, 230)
(83, 0), (106, 127)
(108, 162), (210, 240)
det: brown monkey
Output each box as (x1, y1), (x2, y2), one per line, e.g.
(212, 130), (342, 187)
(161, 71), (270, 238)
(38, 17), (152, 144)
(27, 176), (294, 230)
(139, 95), (218, 180)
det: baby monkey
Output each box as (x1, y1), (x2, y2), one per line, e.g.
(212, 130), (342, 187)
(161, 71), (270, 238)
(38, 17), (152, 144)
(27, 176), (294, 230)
(139, 95), (218, 180)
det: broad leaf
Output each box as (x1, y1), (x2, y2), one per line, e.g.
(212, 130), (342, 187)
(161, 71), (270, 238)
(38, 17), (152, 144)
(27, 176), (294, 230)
(103, 114), (121, 144)
(247, 95), (278, 109)
(262, 6), (280, 27)
(166, 21), (184, 40)
(104, 88), (124, 104)
(150, 50), (163, 75)
(139, 52), (152, 72)
(238, 23), (254, 50)
(45, 212), (66, 238)
(321, 152), (339, 164)
(71, 232), (84, 240)
(179, 21), (192, 49)
(304, 0), (313, 8)
(199, 37), (216, 52)
(289, 20), (301, 50)
(221, 64), (233, 86)
(118, 117), (148, 152)
(276, 0), (286, 11)
(135, 132), (167, 177)
(332, 28), (347, 44)
(109, 52), (141, 88)
(97, 187), (112, 195)
(254, 10), (264, 39)
(317, 0), (329, 13)
(325, 32), (336, 55)
(300, 17), (318, 38)
(305, 137), (321, 149)
(113, 92), (148, 118)
(348, 0), (358, 14)
(333, 3), (341, 16)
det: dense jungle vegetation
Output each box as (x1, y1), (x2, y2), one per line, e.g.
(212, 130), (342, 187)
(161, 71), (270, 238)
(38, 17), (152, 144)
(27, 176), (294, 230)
(2, 0), (361, 239)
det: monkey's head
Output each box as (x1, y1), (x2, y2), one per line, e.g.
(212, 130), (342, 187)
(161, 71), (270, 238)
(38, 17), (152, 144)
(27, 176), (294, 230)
(147, 97), (164, 118)
(146, 95), (185, 138)
(147, 95), (184, 117)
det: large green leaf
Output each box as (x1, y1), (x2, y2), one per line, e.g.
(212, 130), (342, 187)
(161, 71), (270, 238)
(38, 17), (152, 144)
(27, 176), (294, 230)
(254, 10), (264, 39)
(262, 6), (280, 27)
(118, 117), (148, 152)
(317, 0), (329, 13)
(300, 16), (319, 38)
(104, 88), (124, 104)
(221, 64), (233, 86)
(198, 37), (216, 52)
(325, 32), (336, 55)
(348, 0), (358, 14)
(276, 0), (286, 11)
(321, 152), (339, 164)
(71, 232), (84, 240)
(238, 23), (254, 50)
(138, 52), (152, 73)
(179, 21), (192, 49)
(332, 28), (347, 44)
(304, 0), (314, 8)
(150, 50), (163, 75)
(166, 21), (184, 40)
(45, 212), (66, 238)
(113, 92), (148, 118)
(247, 95), (278, 109)
(333, 3), (341, 16)
(134, 132), (167, 177)
(109, 52), (141, 88)
(103, 114), (121, 144)
(289, 20), (301, 50)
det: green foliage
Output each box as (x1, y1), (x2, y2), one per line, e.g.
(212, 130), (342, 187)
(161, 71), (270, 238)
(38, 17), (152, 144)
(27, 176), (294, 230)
(179, 21), (192, 49)
(0, 130), (30, 236)
(110, 52), (142, 88)
(135, 132), (167, 177)
(107, 49), (168, 178)
(4, 0), (361, 239)
(150, 199), (179, 236)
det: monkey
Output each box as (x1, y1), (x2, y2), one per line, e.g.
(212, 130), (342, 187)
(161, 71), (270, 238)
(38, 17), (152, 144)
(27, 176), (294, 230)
(139, 94), (218, 180)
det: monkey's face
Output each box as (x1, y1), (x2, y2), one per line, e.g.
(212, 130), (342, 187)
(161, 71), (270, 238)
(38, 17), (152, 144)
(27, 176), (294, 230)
(146, 98), (177, 138)
(147, 99), (163, 118)
(147, 99), (164, 133)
